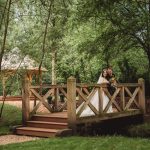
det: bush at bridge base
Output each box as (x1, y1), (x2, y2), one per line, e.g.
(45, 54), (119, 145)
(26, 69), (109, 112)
(126, 123), (150, 138)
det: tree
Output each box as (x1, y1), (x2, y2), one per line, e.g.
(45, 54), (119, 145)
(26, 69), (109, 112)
(0, 0), (12, 71)
(76, 0), (150, 67)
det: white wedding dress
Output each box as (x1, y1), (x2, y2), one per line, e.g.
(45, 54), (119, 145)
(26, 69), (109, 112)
(76, 75), (113, 117)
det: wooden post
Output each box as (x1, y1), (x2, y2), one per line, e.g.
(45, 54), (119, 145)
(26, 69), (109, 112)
(98, 87), (103, 114)
(138, 78), (146, 114)
(120, 87), (125, 111)
(22, 76), (30, 124)
(67, 76), (76, 131)
(54, 87), (59, 111)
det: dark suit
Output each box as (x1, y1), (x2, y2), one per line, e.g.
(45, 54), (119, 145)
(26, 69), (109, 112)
(106, 74), (116, 95)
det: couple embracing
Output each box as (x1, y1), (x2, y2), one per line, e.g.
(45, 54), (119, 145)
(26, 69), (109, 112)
(76, 66), (117, 117)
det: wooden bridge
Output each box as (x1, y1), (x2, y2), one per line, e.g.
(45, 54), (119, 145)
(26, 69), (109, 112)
(15, 77), (145, 137)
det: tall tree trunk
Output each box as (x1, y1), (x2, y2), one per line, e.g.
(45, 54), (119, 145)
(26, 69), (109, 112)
(38, 0), (53, 82)
(51, 48), (57, 85)
(0, 0), (11, 71)
(0, 0), (11, 118)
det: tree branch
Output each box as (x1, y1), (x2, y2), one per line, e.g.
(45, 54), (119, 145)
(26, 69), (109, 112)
(38, 0), (53, 75)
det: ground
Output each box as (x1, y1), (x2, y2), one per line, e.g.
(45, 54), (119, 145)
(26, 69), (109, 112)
(0, 135), (40, 145)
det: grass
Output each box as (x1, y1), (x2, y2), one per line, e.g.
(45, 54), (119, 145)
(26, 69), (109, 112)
(0, 103), (22, 135)
(0, 103), (150, 149)
(0, 136), (150, 150)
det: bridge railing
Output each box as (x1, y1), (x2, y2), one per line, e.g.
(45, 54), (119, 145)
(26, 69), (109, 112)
(21, 76), (145, 127)
(67, 77), (145, 129)
(22, 81), (68, 123)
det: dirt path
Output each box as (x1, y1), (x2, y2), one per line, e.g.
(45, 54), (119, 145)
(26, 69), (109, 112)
(0, 135), (41, 145)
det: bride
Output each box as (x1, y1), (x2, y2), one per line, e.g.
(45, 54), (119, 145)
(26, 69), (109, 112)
(76, 69), (113, 117)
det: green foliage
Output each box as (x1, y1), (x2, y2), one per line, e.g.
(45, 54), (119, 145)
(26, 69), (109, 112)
(0, 0), (150, 93)
(0, 103), (22, 135)
(127, 123), (150, 138)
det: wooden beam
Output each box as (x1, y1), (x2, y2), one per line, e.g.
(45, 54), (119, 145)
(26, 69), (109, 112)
(76, 109), (142, 124)
(22, 76), (30, 124)
(98, 88), (103, 114)
(120, 87), (125, 110)
(76, 88), (99, 117)
(116, 83), (140, 87)
(124, 87), (140, 109)
(103, 88), (121, 112)
(138, 78), (146, 114)
(30, 101), (42, 118)
(43, 89), (53, 99)
(124, 87), (140, 110)
(83, 87), (90, 95)
(67, 76), (76, 131)
(30, 89), (53, 112)
(103, 88), (121, 113)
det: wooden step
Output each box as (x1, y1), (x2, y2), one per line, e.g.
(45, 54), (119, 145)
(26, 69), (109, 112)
(31, 114), (68, 123)
(16, 127), (59, 137)
(27, 121), (68, 129)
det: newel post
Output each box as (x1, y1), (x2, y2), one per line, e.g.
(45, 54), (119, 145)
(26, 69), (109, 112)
(22, 76), (31, 124)
(138, 78), (146, 114)
(67, 76), (76, 131)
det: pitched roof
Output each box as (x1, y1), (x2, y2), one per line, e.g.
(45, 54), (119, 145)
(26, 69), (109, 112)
(1, 47), (47, 73)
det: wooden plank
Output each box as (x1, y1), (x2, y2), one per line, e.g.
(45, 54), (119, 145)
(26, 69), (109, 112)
(22, 77), (30, 124)
(54, 88), (59, 111)
(83, 88), (90, 95)
(30, 101), (42, 117)
(76, 109), (142, 124)
(124, 87), (140, 110)
(67, 77), (76, 130)
(104, 88), (121, 113)
(58, 88), (69, 111)
(30, 89), (53, 112)
(76, 88), (99, 117)
(103, 88), (122, 112)
(98, 88), (103, 114)
(0, 96), (35, 101)
(116, 83), (140, 87)
(30, 85), (67, 89)
(125, 87), (140, 109)
(76, 83), (108, 88)
(58, 101), (67, 112)
(120, 87), (125, 110)
(103, 88), (122, 111)
(43, 89), (53, 99)
(113, 100), (122, 112)
(138, 78), (146, 113)
(59, 88), (67, 98)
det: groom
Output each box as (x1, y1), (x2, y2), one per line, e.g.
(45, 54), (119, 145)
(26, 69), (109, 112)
(106, 66), (117, 95)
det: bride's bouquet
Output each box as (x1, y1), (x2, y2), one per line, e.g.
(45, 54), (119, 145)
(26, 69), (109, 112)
(109, 75), (117, 88)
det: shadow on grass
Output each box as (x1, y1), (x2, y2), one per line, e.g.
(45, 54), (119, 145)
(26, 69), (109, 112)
(76, 114), (150, 138)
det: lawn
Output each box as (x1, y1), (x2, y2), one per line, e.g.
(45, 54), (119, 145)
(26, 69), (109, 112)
(0, 103), (22, 135)
(0, 136), (150, 150)
(0, 103), (150, 150)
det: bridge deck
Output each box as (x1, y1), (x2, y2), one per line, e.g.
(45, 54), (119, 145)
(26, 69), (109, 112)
(36, 109), (143, 124)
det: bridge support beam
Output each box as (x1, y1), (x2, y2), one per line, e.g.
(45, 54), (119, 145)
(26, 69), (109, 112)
(138, 78), (146, 114)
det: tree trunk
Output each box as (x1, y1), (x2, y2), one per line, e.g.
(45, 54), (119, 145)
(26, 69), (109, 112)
(147, 49), (150, 81)
(51, 48), (57, 85)
(0, 0), (11, 71)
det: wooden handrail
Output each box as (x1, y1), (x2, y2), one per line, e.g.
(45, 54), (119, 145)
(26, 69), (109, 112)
(77, 83), (141, 88)
(30, 85), (67, 89)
